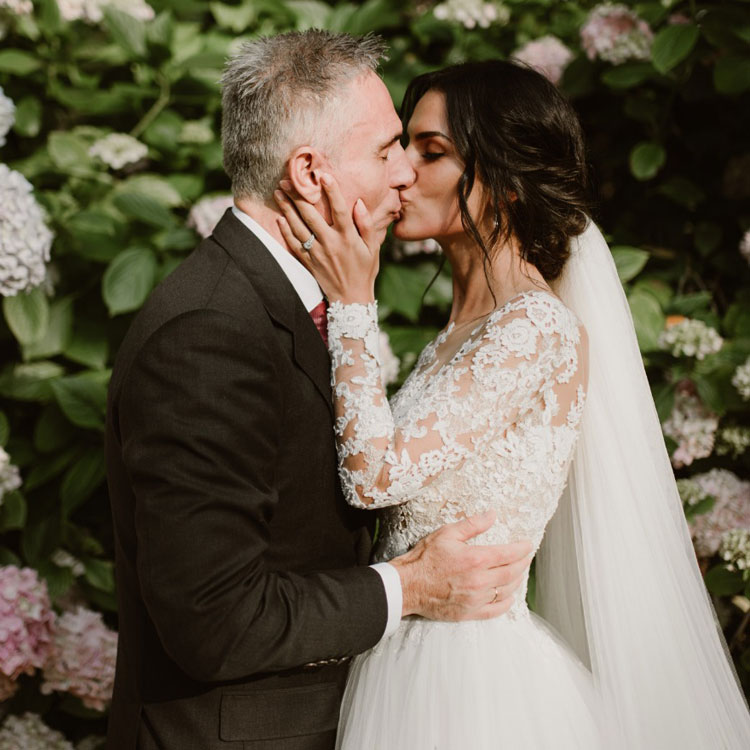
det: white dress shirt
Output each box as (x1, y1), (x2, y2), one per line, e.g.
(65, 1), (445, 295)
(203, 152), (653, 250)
(231, 205), (403, 639)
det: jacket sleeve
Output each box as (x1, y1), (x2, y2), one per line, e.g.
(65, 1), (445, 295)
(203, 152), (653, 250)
(116, 308), (387, 683)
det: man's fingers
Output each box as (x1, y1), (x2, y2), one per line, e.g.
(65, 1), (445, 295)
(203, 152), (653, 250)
(475, 540), (533, 568)
(451, 510), (496, 543)
(472, 595), (517, 621)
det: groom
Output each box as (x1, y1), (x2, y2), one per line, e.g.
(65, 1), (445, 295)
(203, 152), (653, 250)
(105, 30), (531, 750)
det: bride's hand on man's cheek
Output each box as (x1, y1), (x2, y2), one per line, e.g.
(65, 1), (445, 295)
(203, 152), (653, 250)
(273, 174), (379, 304)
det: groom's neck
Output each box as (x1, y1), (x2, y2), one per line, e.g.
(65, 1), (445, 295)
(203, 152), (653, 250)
(234, 196), (289, 252)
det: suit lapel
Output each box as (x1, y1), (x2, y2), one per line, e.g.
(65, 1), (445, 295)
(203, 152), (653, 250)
(211, 209), (333, 416)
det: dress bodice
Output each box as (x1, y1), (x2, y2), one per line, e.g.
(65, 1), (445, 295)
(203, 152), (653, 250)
(327, 290), (588, 619)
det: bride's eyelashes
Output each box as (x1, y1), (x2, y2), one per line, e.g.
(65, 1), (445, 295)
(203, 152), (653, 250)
(422, 152), (445, 161)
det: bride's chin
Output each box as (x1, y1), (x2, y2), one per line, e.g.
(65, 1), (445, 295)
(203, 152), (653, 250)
(392, 220), (426, 241)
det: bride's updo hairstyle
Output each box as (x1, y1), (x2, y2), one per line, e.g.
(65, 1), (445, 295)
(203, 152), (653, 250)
(401, 60), (590, 282)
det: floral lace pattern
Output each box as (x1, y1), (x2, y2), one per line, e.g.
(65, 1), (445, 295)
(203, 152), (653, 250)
(327, 290), (588, 620)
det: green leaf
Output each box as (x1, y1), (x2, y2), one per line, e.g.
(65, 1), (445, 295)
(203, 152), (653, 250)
(22, 514), (61, 566)
(714, 55), (750, 95)
(0, 412), (8, 447)
(0, 361), (65, 402)
(0, 491), (27, 532)
(651, 24), (699, 74)
(64, 321), (109, 370)
(629, 142), (666, 181)
(704, 565), (744, 596)
(286, 0), (332, 29)
(112, 191), (176, 228)
(0, 49), (42, 75)
(102, 6), (147, 58)
(694, 222), (722, 256)
(377, 265), (432, 322)
(694, 374), (725, 414)
(23, 447), (77, 492)
(13, 96), (42, 138)
(48, 131), (93, 172)
(657, 176), (705, 209)
(51, 374), (108, 430)
(628, 288), (665, 352)
(601, 62), (654, 89)
(102, 248), (158, 316)
(114, 175), (183, 207)
(23, 296), (73, 362)
(611, 246), (649, 283)
(652, 381), (675, 423)
(0, 547), (21, 566)
(3, 289), (50, 346)
(83, 557), (115, 593)
(669, 292), (713, 316)
(34, 404), (76, 454)
(210, 1), (257, 31)
(60, 449), (106, 518)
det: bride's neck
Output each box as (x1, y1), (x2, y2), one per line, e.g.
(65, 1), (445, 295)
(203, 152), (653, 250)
(441, 233), (550, 327)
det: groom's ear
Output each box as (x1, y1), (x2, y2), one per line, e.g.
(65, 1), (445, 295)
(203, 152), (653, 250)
(286, 146), (326, 204)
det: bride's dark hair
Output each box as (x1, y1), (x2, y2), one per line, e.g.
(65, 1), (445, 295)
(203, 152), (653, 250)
(401, 59), (591, 283)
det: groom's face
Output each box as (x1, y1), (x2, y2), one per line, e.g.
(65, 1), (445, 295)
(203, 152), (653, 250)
(326, 72), (415, 243)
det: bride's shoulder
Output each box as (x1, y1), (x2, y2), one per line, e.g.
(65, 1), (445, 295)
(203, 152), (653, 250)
(487, 290), (583, 341)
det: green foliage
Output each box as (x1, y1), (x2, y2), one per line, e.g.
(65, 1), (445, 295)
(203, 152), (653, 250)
(1, 0), (749, 736)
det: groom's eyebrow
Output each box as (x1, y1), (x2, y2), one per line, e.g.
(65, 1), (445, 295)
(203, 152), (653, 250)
(414, 131), (452, 141)
(377, 132), (403, 152)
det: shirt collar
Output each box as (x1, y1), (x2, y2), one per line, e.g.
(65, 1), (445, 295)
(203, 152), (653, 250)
(231, 205), (323, 313)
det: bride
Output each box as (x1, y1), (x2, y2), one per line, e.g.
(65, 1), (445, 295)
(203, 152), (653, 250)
(275, 60), (750, 749)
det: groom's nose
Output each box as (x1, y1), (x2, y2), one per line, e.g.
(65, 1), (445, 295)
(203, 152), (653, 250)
(389, 143), (416, 190)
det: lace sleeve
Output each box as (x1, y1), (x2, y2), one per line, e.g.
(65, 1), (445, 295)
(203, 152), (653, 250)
(327, 295), (587, 510)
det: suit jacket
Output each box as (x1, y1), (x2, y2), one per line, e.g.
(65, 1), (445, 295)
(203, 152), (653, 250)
(105, 209), (388, 749)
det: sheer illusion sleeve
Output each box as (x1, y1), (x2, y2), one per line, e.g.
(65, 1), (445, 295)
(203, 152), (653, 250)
(327, 294), (587, 510)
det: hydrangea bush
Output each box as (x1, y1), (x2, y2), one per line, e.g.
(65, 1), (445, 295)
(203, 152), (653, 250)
(0, 0), (748, 738)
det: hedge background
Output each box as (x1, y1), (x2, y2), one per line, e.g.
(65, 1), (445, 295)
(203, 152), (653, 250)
(0, 0), (749, 743)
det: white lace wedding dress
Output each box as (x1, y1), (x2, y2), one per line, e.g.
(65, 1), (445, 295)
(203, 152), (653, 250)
(327, 289), (603, 749)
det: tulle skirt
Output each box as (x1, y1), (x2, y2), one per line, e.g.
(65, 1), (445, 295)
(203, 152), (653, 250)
(336, 610), (603, 749)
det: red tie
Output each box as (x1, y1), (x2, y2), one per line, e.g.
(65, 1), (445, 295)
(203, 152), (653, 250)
(309, 299), (328, 347)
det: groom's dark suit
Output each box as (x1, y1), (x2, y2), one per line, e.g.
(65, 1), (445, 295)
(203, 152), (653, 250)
(105, 209), (388, 749)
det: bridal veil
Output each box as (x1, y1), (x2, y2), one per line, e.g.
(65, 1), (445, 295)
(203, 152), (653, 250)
(538, 220), (750, 747)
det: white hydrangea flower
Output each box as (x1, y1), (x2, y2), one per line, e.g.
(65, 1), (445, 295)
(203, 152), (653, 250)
(661, 387), (718, 468)
(740, 230), (750, 266)
(0, 87), (15, 148)
(0, 164), (54, 297)
(57, 0), (154, 23)
(180, 120), (214, 145)
(379, 331), (400, 387)
(716, 426), (750, 459)
(51, 549), (85, 577)
(720, 528), (750, 572)
(732, 356), (750, 401)
(580, 3), (654, 65)
(89, 133), (147, 170)
(392, 238), (442, 259)
(512, 35), (574, 85)
(658, 317), (723, 360)
(187, 195), (234, 238)
(0, 0), (33, 15)
(690, 469), (750, 557)
(0, 713), (73, 750)
(0, 446), (21, 503)
(433, 0), (510, 29)
(676, 477), (710, 509)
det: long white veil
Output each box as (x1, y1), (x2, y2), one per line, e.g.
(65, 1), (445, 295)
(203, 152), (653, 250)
(537, 220), (750, 747)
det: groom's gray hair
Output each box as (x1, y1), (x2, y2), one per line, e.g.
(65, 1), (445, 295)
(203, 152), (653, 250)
(221, 30), (387, 200)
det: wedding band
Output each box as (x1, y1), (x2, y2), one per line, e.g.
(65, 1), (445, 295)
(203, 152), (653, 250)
(302, 233), (315, 251)
(491, 587), (499, 604)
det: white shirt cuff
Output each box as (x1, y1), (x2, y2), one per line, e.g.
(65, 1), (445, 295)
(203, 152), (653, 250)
(370, 562), (403, 639)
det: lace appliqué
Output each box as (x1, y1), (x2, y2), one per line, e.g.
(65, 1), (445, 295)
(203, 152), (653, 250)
(327, 292), (588, 623)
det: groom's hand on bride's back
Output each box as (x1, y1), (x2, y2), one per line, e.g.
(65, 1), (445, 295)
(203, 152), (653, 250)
(389, 510), (532, 621)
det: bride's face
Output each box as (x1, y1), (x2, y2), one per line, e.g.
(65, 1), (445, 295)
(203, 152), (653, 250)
(393, 89), (486, 244)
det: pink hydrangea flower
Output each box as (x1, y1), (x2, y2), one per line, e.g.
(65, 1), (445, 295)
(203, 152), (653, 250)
(41, 607), (117, 711)
(0, 712), (73, 749)
(0, 566), (55, 685)
(580, 3), (654, 65)
(187, 195), (234, 238)
(661, 386), (718, 468)
(513, 35), (574, 85)
(689, 469), (750, 558)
